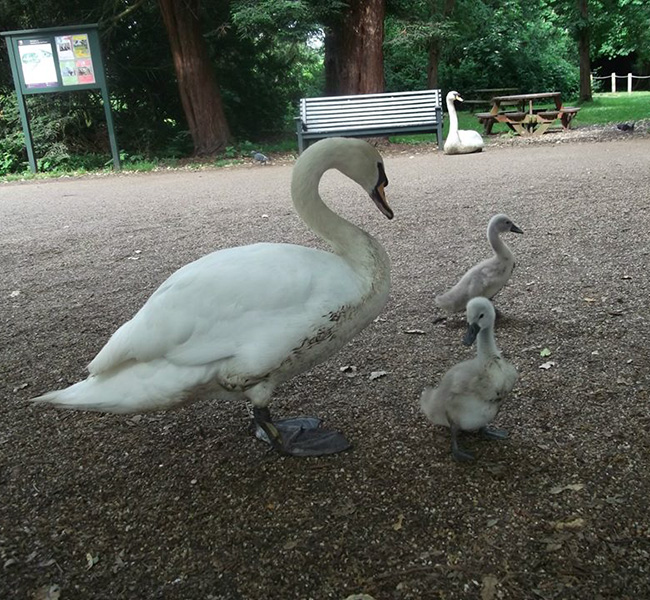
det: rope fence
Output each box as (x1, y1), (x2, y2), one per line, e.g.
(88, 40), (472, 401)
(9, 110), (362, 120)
(591, 72), (650, 93)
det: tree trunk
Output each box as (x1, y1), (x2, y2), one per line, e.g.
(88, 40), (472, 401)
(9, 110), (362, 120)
(324, 0), (385, 96)
(427, 41), (440, 89)
(158, 0), (231, 155)
(426, 0), (456, 89)
(577, 0), (592, 101)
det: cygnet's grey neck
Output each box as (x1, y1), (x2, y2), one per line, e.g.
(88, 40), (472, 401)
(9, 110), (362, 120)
(476, 326), (500, 359)
(488, 225), (512, 260)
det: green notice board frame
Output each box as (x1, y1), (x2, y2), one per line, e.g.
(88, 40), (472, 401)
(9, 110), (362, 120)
(1, 23), (120, 172)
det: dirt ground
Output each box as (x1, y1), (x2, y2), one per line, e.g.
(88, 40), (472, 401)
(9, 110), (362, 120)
(1, 127), (649, 600)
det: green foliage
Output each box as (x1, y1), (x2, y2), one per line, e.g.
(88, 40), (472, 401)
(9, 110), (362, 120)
(0, 0), (647, 176)
(385, 0), (580, 98)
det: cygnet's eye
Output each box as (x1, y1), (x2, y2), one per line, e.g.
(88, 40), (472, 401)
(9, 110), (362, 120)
(479, 313), (485, 319)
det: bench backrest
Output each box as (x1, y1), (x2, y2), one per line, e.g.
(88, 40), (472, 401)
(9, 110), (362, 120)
(299, 89), (442, 133)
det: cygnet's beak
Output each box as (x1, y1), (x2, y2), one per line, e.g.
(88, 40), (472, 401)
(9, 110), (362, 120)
(510, 223), (524, 234)
(463, 322), (480, 346)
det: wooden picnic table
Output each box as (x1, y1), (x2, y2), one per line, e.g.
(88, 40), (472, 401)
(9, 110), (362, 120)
(475, 92), (580, 136)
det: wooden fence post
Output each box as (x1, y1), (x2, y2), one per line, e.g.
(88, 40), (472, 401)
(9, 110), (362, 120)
(628, 73), (632, 93)
(611, 73), (616, 93)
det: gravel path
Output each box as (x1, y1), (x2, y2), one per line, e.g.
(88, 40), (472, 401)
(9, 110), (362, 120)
(1, 133), (649, 600)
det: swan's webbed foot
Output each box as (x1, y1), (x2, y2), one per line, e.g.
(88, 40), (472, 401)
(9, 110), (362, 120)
(253, 407), (351, 457)
(450, 423), (475, 462)
(480, 426), (509, 440)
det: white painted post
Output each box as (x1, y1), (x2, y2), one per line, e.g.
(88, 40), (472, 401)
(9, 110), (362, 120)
(628, 73), (632, 93)
(611, 72), (616, 93)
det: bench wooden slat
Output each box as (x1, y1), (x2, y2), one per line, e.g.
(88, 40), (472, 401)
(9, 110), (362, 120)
(296, 90), (444, 152)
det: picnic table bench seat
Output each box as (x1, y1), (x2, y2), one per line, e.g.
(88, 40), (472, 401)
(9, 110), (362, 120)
(295, 89), (444, 153)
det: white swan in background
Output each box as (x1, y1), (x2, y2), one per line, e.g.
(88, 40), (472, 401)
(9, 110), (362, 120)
(435, 214), (523, 314)
(420, 297), (518, 461)
(33, 137), (394, 457)
(443, 91), (484, 155)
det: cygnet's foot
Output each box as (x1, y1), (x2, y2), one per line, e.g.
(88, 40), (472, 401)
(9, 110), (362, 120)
(450, 423), (475, 462)
(452, 446), (476, 462)
(253, 408), (351, 457)
(480, 426), (509, 440)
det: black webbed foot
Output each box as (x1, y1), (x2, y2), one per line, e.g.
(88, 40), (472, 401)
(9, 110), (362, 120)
(450, 422), (475, 462)
(253, 408), (351, 457)
(480, 426), (509, 440)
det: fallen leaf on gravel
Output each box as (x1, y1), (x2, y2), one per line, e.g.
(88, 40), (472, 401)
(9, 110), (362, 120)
(344, 595), (376, 600)
(369, 371), (387, 381)
(392, 514), (404, 531)
(13, 382), (28, 392)
(605, 496), (624, 505)
(549, 483), (585, 494)
(33, 585), (61, 600)
(539, 361), (556, 370)
(554, 518), (585, 531)
(340, 365), (357, 377)
(545, 542), (563, 552)
(481, 574), (498, 600)
(621, 275), (632, 279)
(38, 559), (56, 568)
(583, 297), (597, 303)
(283, 539), (298, 550)
(486, 519), (499, 527)
(540, 348), (552, 357)
(404, 329), (426, 335)
(86, 553), (99, 569)
(9, 290), (20, 297)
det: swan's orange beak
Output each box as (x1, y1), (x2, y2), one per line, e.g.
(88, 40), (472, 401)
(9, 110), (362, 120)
(371, 163), (393, 219)
(371, 182), (393, 220)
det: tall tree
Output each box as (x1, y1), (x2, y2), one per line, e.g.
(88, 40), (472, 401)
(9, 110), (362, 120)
(426, 0), (456, 88)
(324, 0), (386, 95)
(577, 0), (592, 100)
(158, 0), (231, 155)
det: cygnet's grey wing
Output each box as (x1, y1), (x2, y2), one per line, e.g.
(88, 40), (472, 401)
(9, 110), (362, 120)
(436, 257), (502, 312)
(421, 359), (480, 426)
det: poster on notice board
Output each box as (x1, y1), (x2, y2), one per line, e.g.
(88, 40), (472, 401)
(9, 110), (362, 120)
(55, 33), (96, 86)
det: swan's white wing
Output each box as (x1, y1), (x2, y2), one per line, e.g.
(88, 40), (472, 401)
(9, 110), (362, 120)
(88, 243), (365, 381)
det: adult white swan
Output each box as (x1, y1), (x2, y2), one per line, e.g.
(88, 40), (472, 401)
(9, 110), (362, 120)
(33, 137), (393, 457)
(443, 91), (484, 155)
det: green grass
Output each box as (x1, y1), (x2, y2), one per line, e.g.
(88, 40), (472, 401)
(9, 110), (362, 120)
(390, 91), (650, 144)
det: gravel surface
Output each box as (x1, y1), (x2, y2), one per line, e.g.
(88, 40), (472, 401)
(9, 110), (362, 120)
(1, 129), (649, 600)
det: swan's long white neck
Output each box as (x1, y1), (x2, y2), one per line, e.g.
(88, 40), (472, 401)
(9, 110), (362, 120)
(488, 225), (513, 260)
(290, 143), (389, 276)
(446, 96), (459, 136)
(476, 325), (500, 359)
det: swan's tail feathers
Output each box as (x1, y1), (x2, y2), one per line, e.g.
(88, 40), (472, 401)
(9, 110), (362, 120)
(419, 386), (448, 427)
(31, 361), (208, 414)
(31, 377), (145, 414)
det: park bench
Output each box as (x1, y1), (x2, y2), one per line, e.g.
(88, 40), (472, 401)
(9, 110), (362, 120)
(295, 89), (444, 153)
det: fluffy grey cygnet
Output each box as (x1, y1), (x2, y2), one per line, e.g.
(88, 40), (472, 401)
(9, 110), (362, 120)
(435, 214), (523, 314)
(420, 296), (518, 461)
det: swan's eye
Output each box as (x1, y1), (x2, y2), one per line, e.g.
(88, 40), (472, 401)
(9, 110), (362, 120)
(479, 313), (484, 319)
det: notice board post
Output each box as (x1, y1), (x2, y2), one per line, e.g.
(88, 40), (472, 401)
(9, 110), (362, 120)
(2, 24), (120, 173)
